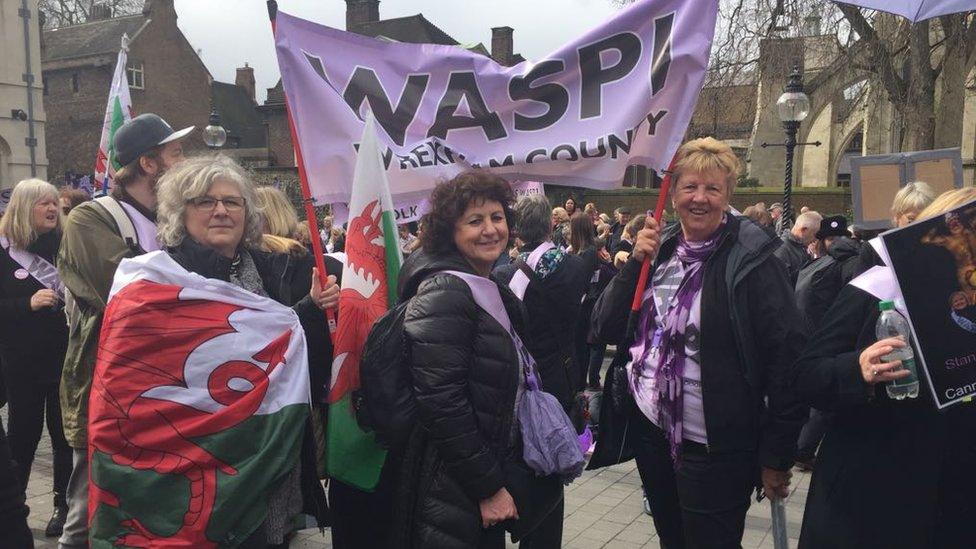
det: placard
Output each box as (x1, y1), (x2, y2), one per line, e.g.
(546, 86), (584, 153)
(851, 148), (963, 230)
(881, 198), (976, 408)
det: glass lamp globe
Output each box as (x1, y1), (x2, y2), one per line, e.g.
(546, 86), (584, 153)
(776, 91), (811, 123)
(203, 110), (227, 149)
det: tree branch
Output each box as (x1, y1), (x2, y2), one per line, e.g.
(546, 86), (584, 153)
(838, 4), (906, 103)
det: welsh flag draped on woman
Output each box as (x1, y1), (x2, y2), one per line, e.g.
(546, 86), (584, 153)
(325, 114), (403, 490)
(88, 252), (311, 547)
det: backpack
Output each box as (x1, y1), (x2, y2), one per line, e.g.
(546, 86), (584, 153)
(353, 299), (416, 450)
(64, 196), (141, 327)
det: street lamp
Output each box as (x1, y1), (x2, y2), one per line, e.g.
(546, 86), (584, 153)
(775, 66), (810, 227)
(203, 108), (227, 149)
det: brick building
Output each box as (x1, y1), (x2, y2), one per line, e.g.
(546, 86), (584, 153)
(41, 0), (265, 180)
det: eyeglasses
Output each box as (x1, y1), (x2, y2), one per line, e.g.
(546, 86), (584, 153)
(188, 196), (246, 212)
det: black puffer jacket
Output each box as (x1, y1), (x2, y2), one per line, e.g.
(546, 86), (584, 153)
(393, 250), (525, 549)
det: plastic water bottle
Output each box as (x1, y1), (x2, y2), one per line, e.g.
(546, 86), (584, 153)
(875, 301), (919, 400)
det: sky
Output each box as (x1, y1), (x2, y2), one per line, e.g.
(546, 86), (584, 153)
(174, 0), (621, 103)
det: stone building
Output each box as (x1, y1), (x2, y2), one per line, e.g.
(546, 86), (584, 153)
(706, 29), (976, 188)
(1, 0), (47, 206)
(40, 0), (266, 181)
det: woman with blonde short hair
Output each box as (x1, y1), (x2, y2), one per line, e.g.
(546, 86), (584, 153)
(0, 179), (73, 536)
(590, 137), (805, 547)
(891, 181), (936, 228)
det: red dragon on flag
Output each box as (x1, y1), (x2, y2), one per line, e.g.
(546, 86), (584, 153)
(88, 252), (310, 547)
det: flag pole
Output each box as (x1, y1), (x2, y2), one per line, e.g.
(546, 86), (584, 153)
(627, 157), (675, 335)
(268, 0), (337, 337)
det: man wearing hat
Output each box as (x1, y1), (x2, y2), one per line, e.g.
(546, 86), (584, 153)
(55, 113), (192, 547)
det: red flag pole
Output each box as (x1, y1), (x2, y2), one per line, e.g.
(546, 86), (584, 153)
(627, 157), (676, 333)
(268, 0), (337, 337)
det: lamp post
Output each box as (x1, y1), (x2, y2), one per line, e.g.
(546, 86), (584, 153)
(774, 66), (810, 227)
(203, 108), (227, 149)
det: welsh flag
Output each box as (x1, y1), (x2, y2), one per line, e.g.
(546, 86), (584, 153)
(326, 114), (403, 490)
(93, 34), (133, 195)
(88, 251), (311, 548)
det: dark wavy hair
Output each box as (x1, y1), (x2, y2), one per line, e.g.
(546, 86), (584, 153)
(419, 170), (516, 256)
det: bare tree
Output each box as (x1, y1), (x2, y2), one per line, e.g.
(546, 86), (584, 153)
(614, 0), (976, 151)
(40, 0), (143, 28)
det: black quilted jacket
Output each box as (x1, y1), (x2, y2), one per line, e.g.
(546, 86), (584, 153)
(392, 250), (525, 549)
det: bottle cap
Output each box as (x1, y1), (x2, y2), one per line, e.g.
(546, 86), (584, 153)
(879, 300), (895, 311)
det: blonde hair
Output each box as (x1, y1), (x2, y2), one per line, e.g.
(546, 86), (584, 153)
(917, 188), (976, 220)
(0, 178), (60, 249)
(260, 234), (307, 255)
(254, 186), (300, 239)
(671, 137), (741, 195)
(156, 155), (264, 249)
(551, 207), (569, 223)
(891, 181), (936, 217)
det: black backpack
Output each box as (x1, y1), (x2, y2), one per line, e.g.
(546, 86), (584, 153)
(353, 299), (416, 450)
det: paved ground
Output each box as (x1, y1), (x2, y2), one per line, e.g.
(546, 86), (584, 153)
(10, 407), (808, 549)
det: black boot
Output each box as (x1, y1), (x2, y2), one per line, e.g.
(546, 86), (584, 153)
(45, 504), (67, 537)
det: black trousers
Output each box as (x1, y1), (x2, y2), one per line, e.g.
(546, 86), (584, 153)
(629, 409), (755, 549)
(5, 378), (71, 507)
(518, 495), (563, 549)
(0, 420), (33, 548)
(328, 462), (396, 549)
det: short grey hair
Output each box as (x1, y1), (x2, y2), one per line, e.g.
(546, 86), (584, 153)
(156, 155), (264, 249)
(514, 194), (552, 244)
(794, 211), (823, 232)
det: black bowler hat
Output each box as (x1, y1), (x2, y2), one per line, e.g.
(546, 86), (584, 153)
(816, 215), (848, 240)
(114, 113), (194, 166)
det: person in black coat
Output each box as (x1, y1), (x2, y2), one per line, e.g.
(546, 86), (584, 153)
(773, 210), (820, 287)
(392, 172), (530, 549)
(789, 193), (976, 549)
(494, 199), (594, 408)
(589, 138), (807, 548)
(0, 178), (73, 537)
(794, 216), (862, 330)
(493, 200), (593, 549)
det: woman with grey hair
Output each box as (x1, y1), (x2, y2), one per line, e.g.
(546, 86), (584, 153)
(155, 155), (339, 546)
(0, 178), (73, 537)
(494, 194), (594, 548)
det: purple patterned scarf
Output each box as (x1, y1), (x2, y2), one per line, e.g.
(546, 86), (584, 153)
(632, 216), (726, 466)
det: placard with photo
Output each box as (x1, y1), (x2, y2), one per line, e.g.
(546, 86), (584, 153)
(881, 199), (976, 409)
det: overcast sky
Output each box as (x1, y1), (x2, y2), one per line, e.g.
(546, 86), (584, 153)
(174, 0), (621, 103)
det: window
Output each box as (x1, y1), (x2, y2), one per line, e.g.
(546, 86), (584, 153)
(127, 64), (144, 90)
(42, 76), (48, 95)
(71, 73), (79, 93)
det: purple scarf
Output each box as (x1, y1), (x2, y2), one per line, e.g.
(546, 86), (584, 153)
(632, 217), (726, 466)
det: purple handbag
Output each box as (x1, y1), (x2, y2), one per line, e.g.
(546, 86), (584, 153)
(444, 271), (585, 483)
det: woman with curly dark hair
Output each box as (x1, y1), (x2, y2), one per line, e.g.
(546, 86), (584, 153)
(392, 171), (545, 549)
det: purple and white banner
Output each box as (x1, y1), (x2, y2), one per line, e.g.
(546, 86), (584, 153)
(333, 180), (545, 225)
(275, 0), (717, 206)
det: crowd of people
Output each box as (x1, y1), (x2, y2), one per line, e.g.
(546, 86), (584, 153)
(0, 114), (973, 549)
